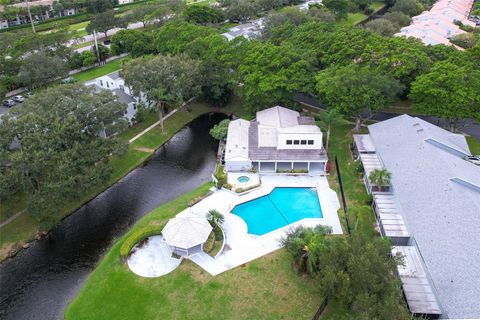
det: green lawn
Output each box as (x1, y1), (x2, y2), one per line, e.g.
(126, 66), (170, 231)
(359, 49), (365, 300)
(344, 12), (368, 25)
(467, 136), (480, 154)
(341, 2), (385, 25)
(65, 183), (324, 320)
(72, 57), (130, 83)
(0, 193), (26, 222)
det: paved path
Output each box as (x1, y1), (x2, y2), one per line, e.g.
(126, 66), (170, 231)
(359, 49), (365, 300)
(128, 109), (178, 143)
(189, 252), (228, 276)
(0, 210), (25, 228)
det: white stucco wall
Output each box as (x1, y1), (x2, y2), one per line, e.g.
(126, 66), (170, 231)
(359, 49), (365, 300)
(225, 160), (252, 172)
(277, 132), (323, 150)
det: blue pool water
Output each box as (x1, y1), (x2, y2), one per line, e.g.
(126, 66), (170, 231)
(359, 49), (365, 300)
(231, 187), (323, 235)
(237, 176), (250, 183)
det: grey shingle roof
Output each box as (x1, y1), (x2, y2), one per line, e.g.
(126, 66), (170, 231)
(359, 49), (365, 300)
(248, 121), (327, 161)
(368, 115), (480, 319)
(112, 89), (135, 104)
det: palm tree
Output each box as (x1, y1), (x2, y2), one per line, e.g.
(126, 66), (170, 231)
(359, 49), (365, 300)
(368, 168), (392, 192)
(316, 109), (343, 152)
(282, 225), (332, 274)
(207, 209), (225, 228)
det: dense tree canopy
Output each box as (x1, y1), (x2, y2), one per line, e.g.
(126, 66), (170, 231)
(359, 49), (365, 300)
(18, 51), (69, 89)
(283, 227), (410, 320)
(316, 64), (403, 130)
(0, 85), (127, 224)
(122, 55), (202, 131)
(183, 5), (224, 24)
(409, 60), (480, 130)
(240, 41), (315, 109)
(86, 10), (125, 38)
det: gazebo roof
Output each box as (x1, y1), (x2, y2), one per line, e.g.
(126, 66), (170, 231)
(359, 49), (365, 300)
(161, 213), (212, 249)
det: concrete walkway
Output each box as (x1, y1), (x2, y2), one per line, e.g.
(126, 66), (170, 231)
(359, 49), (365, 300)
(127, 235), (182, 278)
(0, 210), (25, 228)
(128, 109), (178, 143)
(189, 252), (229, 275)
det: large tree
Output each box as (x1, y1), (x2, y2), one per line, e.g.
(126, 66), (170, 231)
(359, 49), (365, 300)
(240, 41), (316, 110)
(18, 51), (69, 89)
(122, 55), (202, 132)
(183, 5), (224, 24)
(0, 85), (127, 224)
(86, 10), (125, 39)
(316, 64), (403, 131)
(283, 227), (410, 319)
(409, 60), (480, 131)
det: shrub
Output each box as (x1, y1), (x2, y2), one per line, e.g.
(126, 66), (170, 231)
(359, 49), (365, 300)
(203, 231), (215, 253)
(216, 176), (226, 189)
(119, 223), (165, 259)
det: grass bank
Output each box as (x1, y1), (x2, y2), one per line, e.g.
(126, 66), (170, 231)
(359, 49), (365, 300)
(65, 183), (323, 320)
(0, 97), (247, 261)
(467, 136), (480, 154)
(72, 56), (130, 83)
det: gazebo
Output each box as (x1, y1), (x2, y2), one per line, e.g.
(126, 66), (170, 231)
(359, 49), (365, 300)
(161, 213), (212, 256)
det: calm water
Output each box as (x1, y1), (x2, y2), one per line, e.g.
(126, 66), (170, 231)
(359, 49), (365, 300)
(231, 187), (323, 235)
(0, 113), (226, 320)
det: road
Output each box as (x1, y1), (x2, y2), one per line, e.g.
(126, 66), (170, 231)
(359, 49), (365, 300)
(70, 21), (144, 53)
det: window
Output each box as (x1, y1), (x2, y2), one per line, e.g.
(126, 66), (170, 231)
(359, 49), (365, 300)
(301, 140), (307, 145)
(133, 104), (137, 110)
(308, 140), (314, 145)
(286, 140), (292, 145)
(293, 140), (300, 145)
(106, 82), (109, 88)
(100, 80), (103, 86)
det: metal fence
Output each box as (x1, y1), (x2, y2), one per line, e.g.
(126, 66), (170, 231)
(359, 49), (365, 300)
(334, 155), (351, 234)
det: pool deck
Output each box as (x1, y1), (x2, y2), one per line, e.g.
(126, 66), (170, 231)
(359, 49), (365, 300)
(184, 175), (342, 276)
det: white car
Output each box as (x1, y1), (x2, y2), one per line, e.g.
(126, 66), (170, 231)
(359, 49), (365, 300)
(464, 155), (480, 166)
(12, 95), (24, 103)
(2, 99), (15, 108)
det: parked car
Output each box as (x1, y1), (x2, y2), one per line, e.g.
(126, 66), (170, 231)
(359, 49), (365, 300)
(103, 39), (111, 45)
(464, 155), (480, 166)
(12, 95), (24, 103)
(2, 99), (15, 108)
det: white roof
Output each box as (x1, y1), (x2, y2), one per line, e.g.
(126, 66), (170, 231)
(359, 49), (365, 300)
(225, 119), (250, 161)
(368, 115), (480, 318)
(277, 125), (321, 134)
(162, 213), (212, 249)
(353, 134), (376, 153)
(392, 246), (441, 315)
(257, 106), (300, 128)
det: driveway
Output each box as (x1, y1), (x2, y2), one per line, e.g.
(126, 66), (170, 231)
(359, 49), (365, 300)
(0, 106), (9, 115)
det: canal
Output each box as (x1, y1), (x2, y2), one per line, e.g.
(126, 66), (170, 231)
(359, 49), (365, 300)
(0, 113), (226, 320)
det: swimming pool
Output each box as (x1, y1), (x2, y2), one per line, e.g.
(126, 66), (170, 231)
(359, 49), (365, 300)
(231, 187), (323, 235)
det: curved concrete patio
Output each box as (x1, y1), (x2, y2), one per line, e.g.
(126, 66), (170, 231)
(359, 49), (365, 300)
(127, 235), (182, 278)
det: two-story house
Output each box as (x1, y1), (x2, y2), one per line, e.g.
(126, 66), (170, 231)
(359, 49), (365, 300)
(224, 106), (328, 174)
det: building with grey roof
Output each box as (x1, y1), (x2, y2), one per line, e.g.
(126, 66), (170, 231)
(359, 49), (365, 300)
(222, 18), (264, 41)
(225, 106), (327, 174)
(354, 115), (480, 319)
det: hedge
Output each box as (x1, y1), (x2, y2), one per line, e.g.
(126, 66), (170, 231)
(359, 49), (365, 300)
(119, 223), (165, 259)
